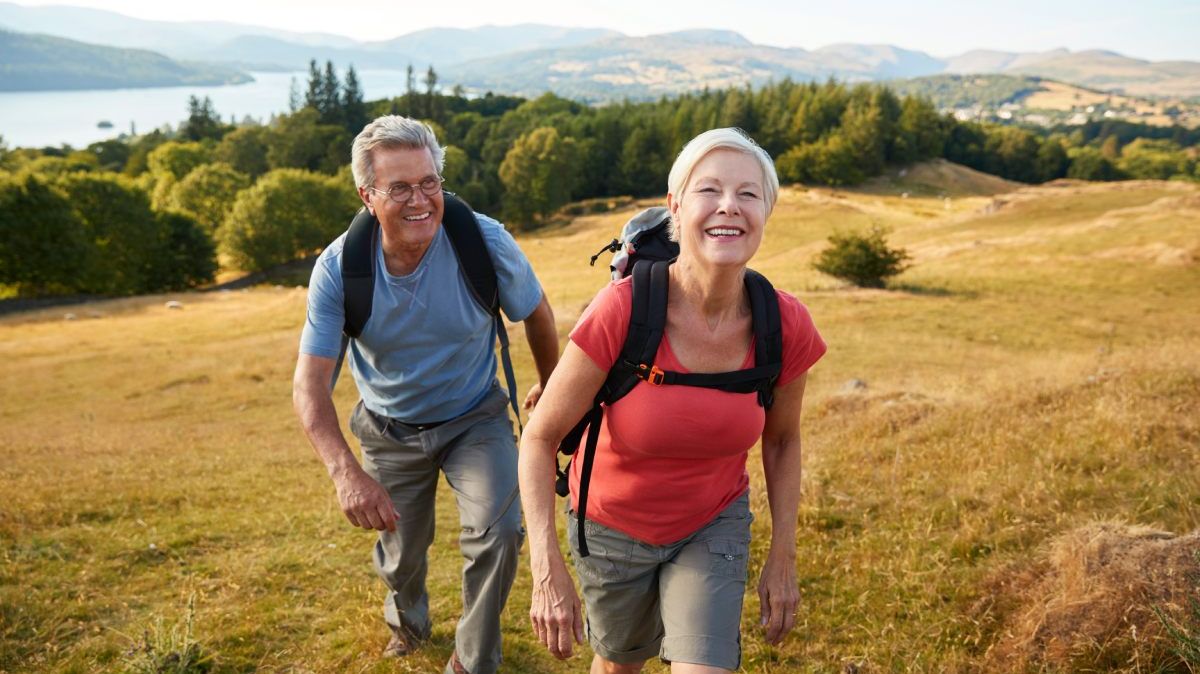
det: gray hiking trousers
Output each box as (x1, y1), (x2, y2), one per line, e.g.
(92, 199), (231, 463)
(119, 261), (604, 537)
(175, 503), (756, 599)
(349, 385), (524, 674)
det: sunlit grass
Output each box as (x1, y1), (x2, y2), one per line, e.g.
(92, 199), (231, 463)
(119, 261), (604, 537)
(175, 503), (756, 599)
(2, 170), (1198, 672)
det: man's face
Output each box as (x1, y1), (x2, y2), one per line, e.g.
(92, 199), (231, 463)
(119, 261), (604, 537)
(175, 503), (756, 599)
(358, 146), (444, 249)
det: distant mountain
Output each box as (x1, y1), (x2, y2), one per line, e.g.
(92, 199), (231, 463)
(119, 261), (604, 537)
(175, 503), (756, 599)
(443, 33), (1200, 101)
(0, 1), (353, 57)
(2, 2), (1198, 99)
(442, 31), (849, 101)
(0, 30), (251, 91)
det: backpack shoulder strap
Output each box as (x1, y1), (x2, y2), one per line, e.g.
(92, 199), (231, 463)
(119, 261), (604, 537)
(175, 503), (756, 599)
(440, 192), (499, 315)
(331, 207), (379, 391)
(745, 269), (783, 409)
(342, 207), (378, 339)
(601, 259), (670, 404)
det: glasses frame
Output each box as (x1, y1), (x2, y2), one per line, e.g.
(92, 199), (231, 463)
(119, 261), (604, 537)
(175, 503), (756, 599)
(366, 175), (444, 204)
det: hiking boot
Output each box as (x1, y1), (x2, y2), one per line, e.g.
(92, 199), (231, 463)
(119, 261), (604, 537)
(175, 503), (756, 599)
(381, 625), (421, 658)
(446, 650), (470, 674)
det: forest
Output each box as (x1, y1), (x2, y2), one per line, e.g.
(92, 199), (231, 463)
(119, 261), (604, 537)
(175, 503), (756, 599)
(2, 61), (1198, 297)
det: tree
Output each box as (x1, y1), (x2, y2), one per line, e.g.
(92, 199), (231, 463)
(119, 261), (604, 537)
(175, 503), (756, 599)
(151, 211), (217, 290)
(342, 65), (368, 133)
(0, 173), (90, 295)
(813, 226), (910, 288)
(1067, 146), (1121, 181)
(214, 126), (270, 178)
(147, 141), (211, 181)
(319, 61), (342, 126)
(288, 76), (301, 113)
(219, 169), (357, 271)
(424, 65), (439, 121)
(1035, 136), (1070, 183)
(1116, 139), (1192, 180)
(305, 60), (322, 111)
(777, 132), (865, 186)
(58, 172), (164, 294)
(163, 162), (251, 236)
(498, 127), (581, 227)
(182, 95), (225, 142)
(265, 108), (350, 174)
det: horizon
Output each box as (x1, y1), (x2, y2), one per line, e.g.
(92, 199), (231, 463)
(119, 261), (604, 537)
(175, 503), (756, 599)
(4, 0), (1199, 62)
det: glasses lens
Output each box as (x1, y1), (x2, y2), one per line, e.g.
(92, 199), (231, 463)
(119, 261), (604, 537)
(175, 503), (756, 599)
(387, 185), (414, 203)
(419, 177), (442, 195)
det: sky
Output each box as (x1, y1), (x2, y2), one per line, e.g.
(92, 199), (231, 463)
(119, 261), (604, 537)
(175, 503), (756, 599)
(11, 0), (1200, 60)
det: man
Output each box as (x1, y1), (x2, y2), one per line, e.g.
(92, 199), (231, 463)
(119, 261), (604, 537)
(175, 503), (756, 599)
(293, 115), (559, 674)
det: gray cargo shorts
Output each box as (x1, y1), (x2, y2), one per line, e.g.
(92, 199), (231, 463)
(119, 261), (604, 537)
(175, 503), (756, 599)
(567, 491), (753, 671)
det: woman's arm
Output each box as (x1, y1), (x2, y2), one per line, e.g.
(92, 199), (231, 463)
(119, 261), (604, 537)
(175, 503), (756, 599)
(757, 371), (809, 645)
(518, 341), (608, 659)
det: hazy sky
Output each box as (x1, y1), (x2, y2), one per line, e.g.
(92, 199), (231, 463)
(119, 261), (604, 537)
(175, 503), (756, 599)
(12, 0), (1200, 60)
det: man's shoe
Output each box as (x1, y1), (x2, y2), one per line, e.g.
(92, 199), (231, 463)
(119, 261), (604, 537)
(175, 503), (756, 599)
(382, 625), (420, 658)
(446, 650), (470, 674)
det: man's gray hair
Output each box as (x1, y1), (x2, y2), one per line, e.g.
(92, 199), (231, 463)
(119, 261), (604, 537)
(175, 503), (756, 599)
(351, 115), (445, 188)
(666, 128), (779, 240)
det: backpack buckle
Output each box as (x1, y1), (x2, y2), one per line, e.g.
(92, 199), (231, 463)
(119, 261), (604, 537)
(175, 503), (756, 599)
(635, 363), (666, 385)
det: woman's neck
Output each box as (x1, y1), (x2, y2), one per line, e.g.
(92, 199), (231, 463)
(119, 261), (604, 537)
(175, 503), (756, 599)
(670, 257), (747, 329)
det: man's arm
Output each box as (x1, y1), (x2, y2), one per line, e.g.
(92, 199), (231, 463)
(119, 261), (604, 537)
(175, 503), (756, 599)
(521, 293), (559, 410)
(293, 353), (399, 531)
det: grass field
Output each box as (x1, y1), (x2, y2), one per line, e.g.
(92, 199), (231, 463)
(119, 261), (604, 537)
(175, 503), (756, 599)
(2, 162), (1198, 673)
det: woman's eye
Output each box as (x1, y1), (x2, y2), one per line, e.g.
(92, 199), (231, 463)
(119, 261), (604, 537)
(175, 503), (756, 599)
(740, 191), (760, 199)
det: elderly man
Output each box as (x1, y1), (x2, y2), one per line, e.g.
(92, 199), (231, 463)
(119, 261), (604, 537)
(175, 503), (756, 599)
(293, 115), (558, 674)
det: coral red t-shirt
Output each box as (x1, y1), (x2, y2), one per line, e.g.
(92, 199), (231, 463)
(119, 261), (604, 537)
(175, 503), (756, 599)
(568, 276), (826, 545)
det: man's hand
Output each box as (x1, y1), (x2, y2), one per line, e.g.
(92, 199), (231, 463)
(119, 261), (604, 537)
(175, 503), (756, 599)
(523, 382), (544, 410)
(333, 466), (400, 532)
(758, 548), (800, 645)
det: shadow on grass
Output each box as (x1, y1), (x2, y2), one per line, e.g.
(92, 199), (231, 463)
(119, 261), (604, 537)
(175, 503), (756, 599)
(892, 282), (975, 298)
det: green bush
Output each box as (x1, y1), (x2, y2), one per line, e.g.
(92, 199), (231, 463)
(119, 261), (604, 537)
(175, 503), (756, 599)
(163, 163), (251, 236)
(0, 173), (90, 295)
(219, 169), (356, 271)
(813, 226), (910, 288)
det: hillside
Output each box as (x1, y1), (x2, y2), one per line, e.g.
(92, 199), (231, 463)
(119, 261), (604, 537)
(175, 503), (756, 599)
(0, 29), (250, 91)
(2, 165), (1198, 672)
(890, 74), (1200, 128)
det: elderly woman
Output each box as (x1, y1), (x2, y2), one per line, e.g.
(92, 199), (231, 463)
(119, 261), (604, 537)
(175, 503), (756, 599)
(518, 128), (826, 673)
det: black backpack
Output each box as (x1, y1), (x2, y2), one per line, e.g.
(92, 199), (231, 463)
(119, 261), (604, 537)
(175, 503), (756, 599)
(331, 191), (523, 430)
(562, 208), (783, 556)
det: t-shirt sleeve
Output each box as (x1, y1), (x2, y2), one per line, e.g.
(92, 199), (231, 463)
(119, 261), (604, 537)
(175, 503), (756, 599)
(298, 244), (346, 360)
(568, 279), (633, 372)
(776, 290), (826, 387)
(476, 212), (544, 322)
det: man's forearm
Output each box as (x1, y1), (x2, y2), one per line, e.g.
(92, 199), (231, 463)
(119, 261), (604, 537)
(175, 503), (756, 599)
(524, 295), (560, 387)
(294, 383), (361, 481)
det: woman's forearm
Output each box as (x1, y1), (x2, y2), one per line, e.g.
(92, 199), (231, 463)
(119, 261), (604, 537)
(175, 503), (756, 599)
(762, 435), (803, 555)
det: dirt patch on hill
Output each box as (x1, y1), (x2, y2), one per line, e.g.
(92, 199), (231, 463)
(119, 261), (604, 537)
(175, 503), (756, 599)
(976, 522), (1200, 672)
(863, 159), (1021, 197)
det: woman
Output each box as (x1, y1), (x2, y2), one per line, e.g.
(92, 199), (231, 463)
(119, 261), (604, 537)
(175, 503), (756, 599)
(518, 128), (826, 673)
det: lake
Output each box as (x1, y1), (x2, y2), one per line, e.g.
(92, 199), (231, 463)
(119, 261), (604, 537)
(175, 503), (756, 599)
(0, 70), (415, 149)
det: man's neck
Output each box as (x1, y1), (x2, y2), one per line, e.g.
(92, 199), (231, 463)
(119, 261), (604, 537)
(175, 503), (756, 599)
(379, 230), (436, 277)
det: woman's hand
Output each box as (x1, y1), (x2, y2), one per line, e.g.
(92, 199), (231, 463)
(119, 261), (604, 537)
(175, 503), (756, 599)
(758, 548), (800, 645)
(529, 553), (585, 659)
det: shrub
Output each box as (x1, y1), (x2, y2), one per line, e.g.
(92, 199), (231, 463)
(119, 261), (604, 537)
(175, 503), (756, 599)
(219, 169), (357, 271)
(0, 173), (90, 295)
(813, 226), (910, 288)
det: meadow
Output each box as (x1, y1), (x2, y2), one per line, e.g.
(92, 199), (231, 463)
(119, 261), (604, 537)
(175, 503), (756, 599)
(1, 162), (1198, 672)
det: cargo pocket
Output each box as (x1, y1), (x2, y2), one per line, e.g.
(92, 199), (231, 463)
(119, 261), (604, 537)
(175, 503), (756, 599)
(567, 510), (632, 581)
(707, 539), (749, 579)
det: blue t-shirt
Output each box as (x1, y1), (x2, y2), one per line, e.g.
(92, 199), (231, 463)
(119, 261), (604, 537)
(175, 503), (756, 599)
(300, 212), (543, 423)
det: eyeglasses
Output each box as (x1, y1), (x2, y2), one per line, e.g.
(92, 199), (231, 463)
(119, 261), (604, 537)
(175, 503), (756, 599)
(367, 176), (444, 203)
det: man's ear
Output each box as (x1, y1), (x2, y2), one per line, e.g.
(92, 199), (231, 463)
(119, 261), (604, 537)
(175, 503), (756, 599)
(667, 192), (679, 217)
(357, 186), (374, 215)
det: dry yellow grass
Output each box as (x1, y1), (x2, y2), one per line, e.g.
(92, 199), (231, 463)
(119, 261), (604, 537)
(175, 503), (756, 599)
(2, 164), (1198, 672)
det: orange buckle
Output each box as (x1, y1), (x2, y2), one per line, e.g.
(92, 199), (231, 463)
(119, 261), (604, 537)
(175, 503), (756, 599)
(647, 365), (665, 385)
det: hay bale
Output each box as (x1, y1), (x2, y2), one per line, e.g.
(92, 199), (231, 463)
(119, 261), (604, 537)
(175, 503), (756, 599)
(980, 522), (1200, 672)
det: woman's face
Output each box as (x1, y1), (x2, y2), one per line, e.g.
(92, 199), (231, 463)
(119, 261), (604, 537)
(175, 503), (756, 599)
(669, 148), (767, 271)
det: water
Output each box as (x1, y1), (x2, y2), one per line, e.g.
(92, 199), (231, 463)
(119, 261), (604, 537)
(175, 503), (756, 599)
(0, 70), (415, 149)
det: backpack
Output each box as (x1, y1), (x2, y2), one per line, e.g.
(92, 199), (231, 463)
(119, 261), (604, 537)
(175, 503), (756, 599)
(331, 191), (523, 431)
(561, 207), (783, 556)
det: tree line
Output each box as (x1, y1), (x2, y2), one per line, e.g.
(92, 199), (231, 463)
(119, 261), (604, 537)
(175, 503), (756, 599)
(2, 66), (1198, 298)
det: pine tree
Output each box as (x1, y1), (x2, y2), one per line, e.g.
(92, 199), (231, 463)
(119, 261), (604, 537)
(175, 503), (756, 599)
(342, 65), (367, 133)
(319, 61), (342, 126)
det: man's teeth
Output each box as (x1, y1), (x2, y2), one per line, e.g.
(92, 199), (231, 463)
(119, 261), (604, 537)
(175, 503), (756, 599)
(706, 228), (742, 237)
(404, 212), (430, 221)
